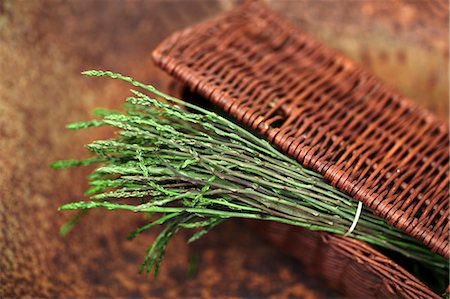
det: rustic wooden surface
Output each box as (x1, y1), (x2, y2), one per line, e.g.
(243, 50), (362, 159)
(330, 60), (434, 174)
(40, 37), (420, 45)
(1, 0), (447, 298)
(0, 1), (331, 298)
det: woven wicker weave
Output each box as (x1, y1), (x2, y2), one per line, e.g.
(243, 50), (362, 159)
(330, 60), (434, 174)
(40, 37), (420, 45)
(258, 222), (441, 299)
(153, 0), (449, 258)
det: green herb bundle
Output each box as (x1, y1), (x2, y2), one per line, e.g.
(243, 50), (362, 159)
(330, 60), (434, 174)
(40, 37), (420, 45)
(53, 71), (447, 292)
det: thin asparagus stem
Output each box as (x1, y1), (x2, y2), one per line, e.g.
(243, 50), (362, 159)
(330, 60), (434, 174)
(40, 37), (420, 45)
(54, 71), (448, 289)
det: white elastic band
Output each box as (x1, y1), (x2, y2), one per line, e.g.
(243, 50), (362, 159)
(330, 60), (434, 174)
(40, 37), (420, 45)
(344, 201), (363, 236)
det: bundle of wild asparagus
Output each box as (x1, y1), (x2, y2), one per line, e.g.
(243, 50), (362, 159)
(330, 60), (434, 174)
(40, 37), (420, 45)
(53, 71), (447, 293)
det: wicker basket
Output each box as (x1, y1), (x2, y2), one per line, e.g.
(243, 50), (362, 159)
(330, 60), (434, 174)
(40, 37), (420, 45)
(152, 1), (448, 297)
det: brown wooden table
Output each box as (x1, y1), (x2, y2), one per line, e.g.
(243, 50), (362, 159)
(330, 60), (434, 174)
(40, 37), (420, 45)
(1, 1), (446, 297)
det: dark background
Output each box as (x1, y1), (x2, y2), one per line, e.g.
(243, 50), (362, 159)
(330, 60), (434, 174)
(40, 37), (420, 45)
(1, 0), (447, 297)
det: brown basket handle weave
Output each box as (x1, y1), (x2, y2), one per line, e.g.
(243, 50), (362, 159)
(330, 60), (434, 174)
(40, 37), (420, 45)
(258, 222), (442, 298)
(153, 0), (449, 258)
